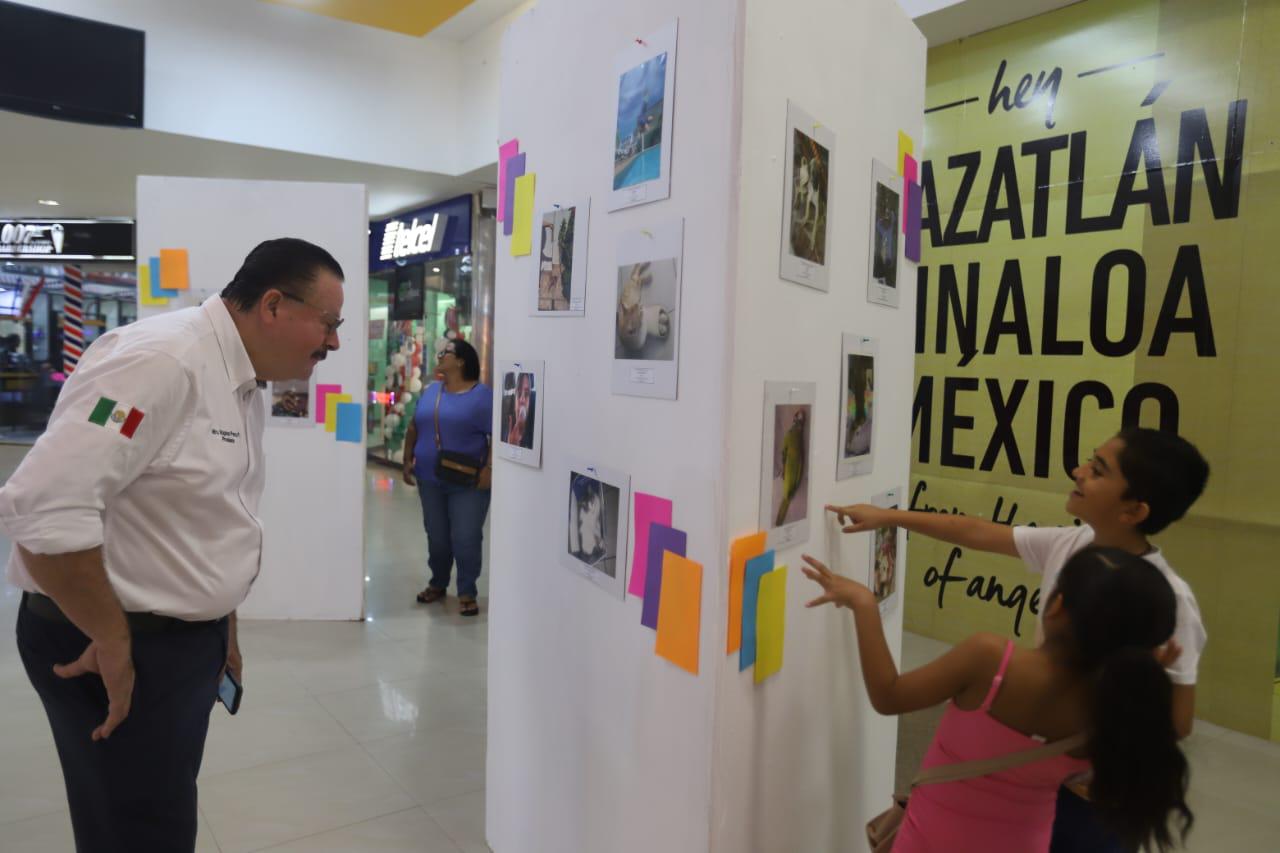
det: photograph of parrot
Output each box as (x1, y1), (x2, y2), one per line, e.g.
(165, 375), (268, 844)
(774, 407), (808, 527)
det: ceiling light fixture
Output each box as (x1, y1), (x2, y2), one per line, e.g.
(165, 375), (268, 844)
(37, 199), (60, 206)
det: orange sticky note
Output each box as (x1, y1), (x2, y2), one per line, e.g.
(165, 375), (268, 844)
(727, 531), (767, 653)
(159, 248), (190, 290)
(655, 552), (702, 675)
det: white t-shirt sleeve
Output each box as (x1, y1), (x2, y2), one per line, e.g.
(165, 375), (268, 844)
(1165, 585), (1207, 686)
(1013, 524), (1093, 576)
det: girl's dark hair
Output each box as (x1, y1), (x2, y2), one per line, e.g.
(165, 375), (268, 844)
(1052, 546), (1192, 851)
(449, 339), (481, 381)
(221, 238), (344, 311)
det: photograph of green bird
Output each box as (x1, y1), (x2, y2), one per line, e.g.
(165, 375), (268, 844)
(771, 405), (811, 528)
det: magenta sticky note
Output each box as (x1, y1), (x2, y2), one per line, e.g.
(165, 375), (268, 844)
(628, 493), (673, 598)
(497, 139), (519, 223)
(902, 154), (918, 233)
(641, 524), (687, 630)
(503, 153), (526, 236)
(905, 180), (922, 263)
(314, 384), (342, 424)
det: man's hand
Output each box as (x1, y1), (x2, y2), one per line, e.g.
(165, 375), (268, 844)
(54, 638), (135, 741)
(825, 503), (890, 534)
(478, 466), (492, 491)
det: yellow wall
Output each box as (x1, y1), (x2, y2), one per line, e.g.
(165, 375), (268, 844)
(909, 0), (1280, 738)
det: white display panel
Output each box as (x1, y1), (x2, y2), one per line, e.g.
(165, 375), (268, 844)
(136, 175), (368, 621)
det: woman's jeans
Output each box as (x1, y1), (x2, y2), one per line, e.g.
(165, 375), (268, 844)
(417, 479), (491, 599)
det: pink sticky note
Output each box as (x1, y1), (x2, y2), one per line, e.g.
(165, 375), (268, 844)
(497, 139), (520, 224)
(315, 384), (342, 424)
(628, 493), (673, 598)
(903, 153), (918, 234)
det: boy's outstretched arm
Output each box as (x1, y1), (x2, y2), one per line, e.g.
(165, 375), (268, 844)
(827, 504), (1019, 558)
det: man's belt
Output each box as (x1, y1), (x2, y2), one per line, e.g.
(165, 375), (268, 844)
(23, 592), (220, 634)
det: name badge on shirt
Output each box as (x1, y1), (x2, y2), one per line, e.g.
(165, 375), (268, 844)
(211, 428), (241, 444)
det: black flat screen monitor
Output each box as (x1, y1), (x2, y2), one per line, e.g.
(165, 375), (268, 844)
(0, 1), (145, 128)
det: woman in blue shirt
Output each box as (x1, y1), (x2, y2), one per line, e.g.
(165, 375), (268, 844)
(402, 339), (492, 617)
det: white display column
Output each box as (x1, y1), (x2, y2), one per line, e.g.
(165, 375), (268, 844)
(715, 0), (926, 849)
(490, 0), (924, 850)
(136, 176), (369, 621)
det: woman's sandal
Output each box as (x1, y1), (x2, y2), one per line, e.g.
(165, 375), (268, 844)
(416, 586), (446, 605)
(458, 597), (480, 617)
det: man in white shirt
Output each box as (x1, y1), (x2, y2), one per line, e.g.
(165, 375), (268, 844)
(0, 238), (344, 853)
(828, 427), (1210, 852)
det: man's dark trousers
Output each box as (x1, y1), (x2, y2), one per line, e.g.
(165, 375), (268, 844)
(16, 594), (228, 853)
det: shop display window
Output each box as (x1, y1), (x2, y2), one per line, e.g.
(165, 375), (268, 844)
(366, 255), (473, 464)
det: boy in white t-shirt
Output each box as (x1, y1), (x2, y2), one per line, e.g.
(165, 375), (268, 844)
(828, 427), (1209, 852)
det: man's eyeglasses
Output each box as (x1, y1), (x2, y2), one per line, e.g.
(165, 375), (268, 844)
(280, 291), (343, 336)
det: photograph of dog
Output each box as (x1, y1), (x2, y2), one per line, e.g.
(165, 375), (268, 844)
(789, 129), (830, 265)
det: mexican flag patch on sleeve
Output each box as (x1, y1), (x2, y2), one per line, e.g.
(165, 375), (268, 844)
(88, 396), (145, 439)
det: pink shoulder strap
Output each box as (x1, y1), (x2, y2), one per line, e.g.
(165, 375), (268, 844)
(980, 640), (1017, 713)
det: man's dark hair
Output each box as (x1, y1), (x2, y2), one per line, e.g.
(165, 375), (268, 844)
(1115, 428), (1209, 535)
(221, 238), (344, 311)
(451, 339), (481, 382)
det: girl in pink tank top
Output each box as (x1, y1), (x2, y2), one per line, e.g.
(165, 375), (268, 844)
(802, 546), (1193, 853)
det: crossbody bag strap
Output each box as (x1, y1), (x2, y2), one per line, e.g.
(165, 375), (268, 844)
(910, 732), (1088, 791)
(432, 384), (444, 450)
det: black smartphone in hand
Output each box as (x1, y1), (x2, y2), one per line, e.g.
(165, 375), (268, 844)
(217, 670), (242, 715)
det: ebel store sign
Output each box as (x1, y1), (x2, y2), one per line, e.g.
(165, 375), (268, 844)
(368, 194), (471, 274)
(0, 219), (135, 260)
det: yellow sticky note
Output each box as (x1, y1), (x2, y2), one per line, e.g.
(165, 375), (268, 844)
(727, 531), (768, 654)
(137, 264), (168, 307)
(897, 130), (914, 176)
(755, 566), (786, 683)
(511, 172), (536, 257)
(325, 393), (352, 432)
(655, 552), (702, 675)
(159, 248), (190, 290)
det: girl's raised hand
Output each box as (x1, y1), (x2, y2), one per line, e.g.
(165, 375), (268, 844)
(801, 554), (873, 610)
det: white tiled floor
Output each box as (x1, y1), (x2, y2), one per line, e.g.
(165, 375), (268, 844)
(0, 451), (492, 852)
(0, 445), (1277, 851)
